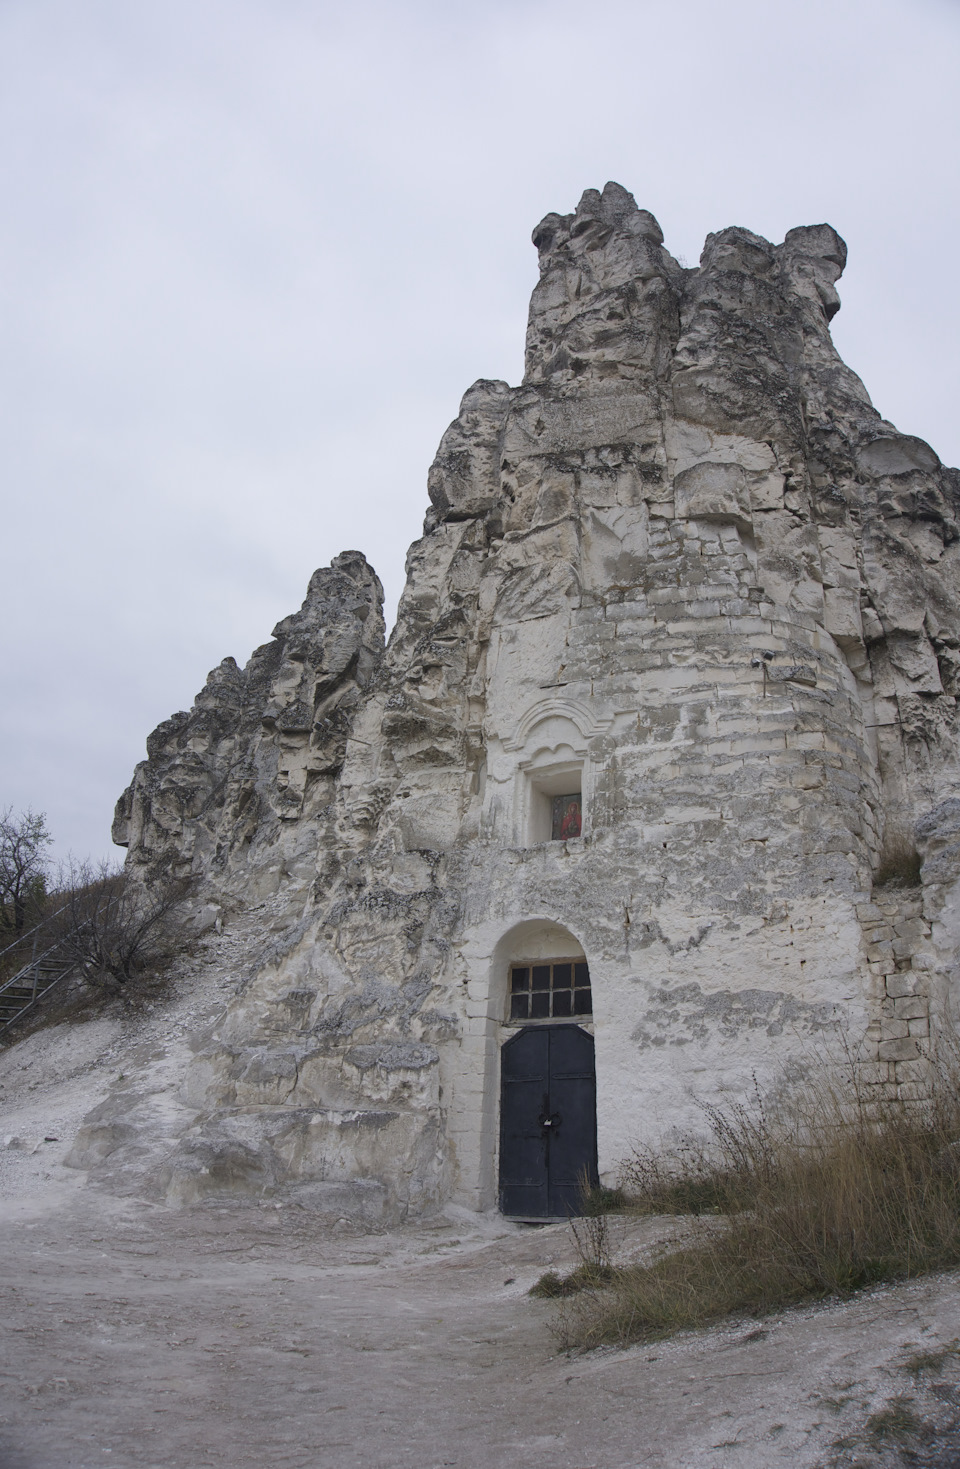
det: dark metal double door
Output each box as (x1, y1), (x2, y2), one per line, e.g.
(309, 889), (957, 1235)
(499, 1025), (598, 1219)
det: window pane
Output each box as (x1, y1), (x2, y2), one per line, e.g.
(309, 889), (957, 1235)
(510, 993), (529, 1020)
(574, 962), (590, 988)
(552, 963), (572, 989)
(551, 793), (582, 841)
(531, 991), (550, 1019)
(510, 967), (529, 992)
(574, 988), (593, 1015)
(531, 965), (550, 991)
(552, 989), (572, 1017)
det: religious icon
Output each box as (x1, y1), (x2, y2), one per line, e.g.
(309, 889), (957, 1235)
(551, 792), (582, 841)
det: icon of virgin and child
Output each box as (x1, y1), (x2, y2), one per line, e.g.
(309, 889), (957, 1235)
(551, 793), (582, 841)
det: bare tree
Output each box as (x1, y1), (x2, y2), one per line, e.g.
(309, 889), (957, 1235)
(0, 807), (52, 935)
(54, 861), (194, 988)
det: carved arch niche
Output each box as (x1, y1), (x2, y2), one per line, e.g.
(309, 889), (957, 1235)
(503, 698), (612, 846)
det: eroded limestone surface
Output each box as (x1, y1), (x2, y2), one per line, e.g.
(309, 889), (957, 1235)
(93, 182), (960, 1222)
(113, 550), (384, 905)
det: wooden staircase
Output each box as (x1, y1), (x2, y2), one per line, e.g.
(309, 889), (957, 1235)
(0, 925), (77, 1039)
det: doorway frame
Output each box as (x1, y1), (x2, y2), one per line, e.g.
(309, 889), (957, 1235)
(442, 917), (596, 1214)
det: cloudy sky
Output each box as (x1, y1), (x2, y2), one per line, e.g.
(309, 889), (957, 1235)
(2, 0), (958, 865)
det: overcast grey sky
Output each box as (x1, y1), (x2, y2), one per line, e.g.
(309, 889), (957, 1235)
(1, 0), (958, 865)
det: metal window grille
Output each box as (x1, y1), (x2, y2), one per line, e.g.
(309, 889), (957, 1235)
(508, 959), (592, 1021)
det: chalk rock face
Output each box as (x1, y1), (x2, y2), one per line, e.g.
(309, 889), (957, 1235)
(113, 551), (384, 904)
(100, 183), (960, 1224)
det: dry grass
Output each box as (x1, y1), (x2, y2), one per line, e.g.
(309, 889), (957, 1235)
(530, 1202), (618, 1299)
(865, 1396), (922, 1443)
(558, 1062), (960, 1350)
(529, 1264), (616, 1299)
(900, 1340), (960, 1378)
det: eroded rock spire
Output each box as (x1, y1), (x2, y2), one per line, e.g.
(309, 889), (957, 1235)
(93, 187), (960, 1226)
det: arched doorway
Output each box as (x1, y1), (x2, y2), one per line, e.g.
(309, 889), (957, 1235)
(498, 947), (598, 1219)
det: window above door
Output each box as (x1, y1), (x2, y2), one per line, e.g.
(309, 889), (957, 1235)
(508, 958), (592, 1022)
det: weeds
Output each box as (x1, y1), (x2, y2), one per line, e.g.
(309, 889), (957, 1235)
(900, 1341), (960, 1378)
(579, 1185), (628, 1216)
(529, 1264), (615, 1299)
(530, 1187), (618, 1299)
(618, 1077), (782, 1217)
(820, 1395), (856, 1414)
(569, 1210), (613, 1272)
(865, 1396), (921, 1443)
(556, 1057), (960, 1350)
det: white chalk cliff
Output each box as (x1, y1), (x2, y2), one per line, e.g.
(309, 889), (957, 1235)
(93, 183), (960, 1223)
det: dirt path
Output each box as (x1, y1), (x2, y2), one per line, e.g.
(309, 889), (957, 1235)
(2, 1176), (960, 1469)
(3, 995), (960, 1468)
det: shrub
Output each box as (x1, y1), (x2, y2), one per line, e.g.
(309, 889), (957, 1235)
(53, 861), (195, 989)
(1, 860), (195, 1006)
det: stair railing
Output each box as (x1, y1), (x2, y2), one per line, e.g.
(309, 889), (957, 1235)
(0, 924), (80, 1039)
